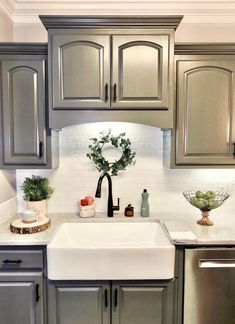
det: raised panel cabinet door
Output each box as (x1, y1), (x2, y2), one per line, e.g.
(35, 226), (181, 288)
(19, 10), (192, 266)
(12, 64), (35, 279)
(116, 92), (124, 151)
(112, 34), (171, 109)
(48, 284), (110, 324)
(1, 59), (46, 165)
(51, 34), (110, 109)
(176, 58), (235, 165)
(0, 272), (43, 324)
(112, 282), (174, 324)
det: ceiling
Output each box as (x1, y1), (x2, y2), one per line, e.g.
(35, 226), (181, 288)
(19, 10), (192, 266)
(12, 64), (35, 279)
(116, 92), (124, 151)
(1, 0), (235, 24)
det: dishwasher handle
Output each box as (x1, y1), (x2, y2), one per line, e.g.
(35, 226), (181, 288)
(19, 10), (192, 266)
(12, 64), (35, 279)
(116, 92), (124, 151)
(199, 259), (235, 268)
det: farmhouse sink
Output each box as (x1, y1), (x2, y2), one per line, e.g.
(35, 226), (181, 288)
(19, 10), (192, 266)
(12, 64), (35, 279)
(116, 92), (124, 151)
(47, 222), (175, 280)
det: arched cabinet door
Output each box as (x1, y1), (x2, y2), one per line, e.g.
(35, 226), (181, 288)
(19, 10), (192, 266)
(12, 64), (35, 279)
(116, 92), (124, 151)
(176, 58), (235, 165)
(1, 59), (46, 165)
(51, 35), (110, 109)
(112, 35), (171, 109)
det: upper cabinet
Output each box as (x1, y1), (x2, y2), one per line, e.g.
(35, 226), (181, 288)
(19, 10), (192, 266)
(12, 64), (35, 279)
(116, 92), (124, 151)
(51, 33), (170, 110)
(164, 44), (235, 168)
(112, 34), (169, 109)
(52, 34), (110, 109)
(0, 44), (59, 169)
(40, 15), (183, 129)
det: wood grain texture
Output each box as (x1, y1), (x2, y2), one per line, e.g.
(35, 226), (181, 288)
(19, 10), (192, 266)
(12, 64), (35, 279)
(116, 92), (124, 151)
(10, 217), (51, 234)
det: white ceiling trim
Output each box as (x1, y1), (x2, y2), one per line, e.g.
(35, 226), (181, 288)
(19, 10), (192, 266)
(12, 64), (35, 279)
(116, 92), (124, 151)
(3, 0), (235, 24)
(0, 0), (16, 19)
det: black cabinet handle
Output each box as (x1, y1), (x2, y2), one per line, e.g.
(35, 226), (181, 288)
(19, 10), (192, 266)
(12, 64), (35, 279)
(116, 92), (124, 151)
(114, 288), (118, 308)
(39, 141), (43, 158)
(3, 259), (22, 265)
(104, 289), (108, 308)
(104, 83), (108, 102)
(36, 284), (40, 302)
(113, 83), (117, 102)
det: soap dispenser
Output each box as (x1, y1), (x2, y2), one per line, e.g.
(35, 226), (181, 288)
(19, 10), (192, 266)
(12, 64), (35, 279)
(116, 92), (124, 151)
(141, 189), (149, 217)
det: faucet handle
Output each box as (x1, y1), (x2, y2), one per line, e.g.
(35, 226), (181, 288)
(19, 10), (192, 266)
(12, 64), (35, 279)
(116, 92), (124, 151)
(113, 198), (120, 211)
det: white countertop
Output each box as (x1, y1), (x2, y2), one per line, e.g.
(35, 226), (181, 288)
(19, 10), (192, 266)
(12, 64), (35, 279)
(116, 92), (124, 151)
(0, 210), (235, 246)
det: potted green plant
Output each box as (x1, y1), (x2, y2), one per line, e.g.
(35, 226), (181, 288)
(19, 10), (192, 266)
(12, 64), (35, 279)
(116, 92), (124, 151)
(21, 175), (54, 221)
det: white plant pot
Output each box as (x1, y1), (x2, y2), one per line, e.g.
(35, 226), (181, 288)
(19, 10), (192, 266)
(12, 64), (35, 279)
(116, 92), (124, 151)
(27, 199), (47, 221)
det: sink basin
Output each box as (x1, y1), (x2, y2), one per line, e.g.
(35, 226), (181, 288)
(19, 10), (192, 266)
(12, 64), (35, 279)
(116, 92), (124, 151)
(47, 222), (175, 280)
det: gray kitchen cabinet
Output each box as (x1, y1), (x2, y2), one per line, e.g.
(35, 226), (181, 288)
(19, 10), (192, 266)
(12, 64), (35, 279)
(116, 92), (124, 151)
(0, 272), (43, 324)
(50, 32), (171, 110)
(0, 247), (45, 324)
(163, 44), (235, 168)
(40, 15), (183, 129)
(112, 281), (175, 324)
(48, 280), (175, 324)
(48, 281), (110, 324)
(51, 34), (110, 109)
(0, 44), (59, 169)
(112, 34), (170, 109)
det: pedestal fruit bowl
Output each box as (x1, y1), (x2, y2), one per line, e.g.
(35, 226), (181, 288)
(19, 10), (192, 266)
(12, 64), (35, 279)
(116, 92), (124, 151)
(183, 190), (230, 226)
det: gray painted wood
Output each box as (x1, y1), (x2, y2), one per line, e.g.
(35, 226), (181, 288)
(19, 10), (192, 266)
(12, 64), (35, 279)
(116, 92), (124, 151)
(112, 34), (171, 109)
(0, 250), (43, 269)
(52, 34), (110, 109)
(47, 28), (174, 128)
(0, 44), (59, 169)
(175, 43), (235, 55)
(0, 43), (47, 55)
(176, 55), (235, 165)
(112, 281), (175, 324)
(40, 15), (183, 30)
(51, 31), (173, 111)
(48, 282), (110, 324)
(0, 272), (43, 324)
(1, 58), (46, 165)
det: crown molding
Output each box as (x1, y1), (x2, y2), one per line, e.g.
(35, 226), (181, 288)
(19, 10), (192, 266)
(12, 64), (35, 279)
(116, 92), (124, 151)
(0, 0), (16, 20)
(0, 42), (47, 54)
(3, 0), (235, 25)
(175, 43), (235, 55)
(39, 15), (183, 30)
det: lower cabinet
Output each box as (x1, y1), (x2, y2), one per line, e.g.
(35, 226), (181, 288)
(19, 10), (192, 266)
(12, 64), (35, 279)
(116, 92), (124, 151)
(0, 272), (44, 324)
(48, 280), (175, 324)
(0, 247), (45, 324)
(112, 281), (175, 324)
(48, 282), (110, 324)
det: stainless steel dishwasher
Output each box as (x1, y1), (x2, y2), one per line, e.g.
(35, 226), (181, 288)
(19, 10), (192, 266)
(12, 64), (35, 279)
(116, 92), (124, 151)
(184, 248), (235, 324)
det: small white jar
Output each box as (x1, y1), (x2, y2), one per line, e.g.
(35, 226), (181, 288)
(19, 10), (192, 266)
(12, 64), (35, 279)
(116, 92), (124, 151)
(22, 210), (37, 223)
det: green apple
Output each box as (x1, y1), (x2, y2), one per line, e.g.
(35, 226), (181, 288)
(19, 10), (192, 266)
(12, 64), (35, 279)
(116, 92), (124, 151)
(196, 191), (205, 199)
(205, 191), (216, 199)
(208, 199), (219, 209)
(203, 199), (210, 208)
(195, 198), (206, 209)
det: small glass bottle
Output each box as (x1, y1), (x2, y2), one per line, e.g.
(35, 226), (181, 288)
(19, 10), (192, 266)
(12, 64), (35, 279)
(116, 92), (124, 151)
(141, 189), (149, 217)
(125, 204), (134, 217)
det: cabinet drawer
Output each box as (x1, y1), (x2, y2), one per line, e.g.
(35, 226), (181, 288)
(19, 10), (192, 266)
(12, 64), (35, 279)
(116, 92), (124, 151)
(0, 250), (43, 269)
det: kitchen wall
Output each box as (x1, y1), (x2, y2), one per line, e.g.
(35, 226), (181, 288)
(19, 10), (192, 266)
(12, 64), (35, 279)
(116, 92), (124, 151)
(0, 8), (16, 211)
(17, 123), (235, 215)
(0, 7), (13, 41)
(13, 22), (235, 43)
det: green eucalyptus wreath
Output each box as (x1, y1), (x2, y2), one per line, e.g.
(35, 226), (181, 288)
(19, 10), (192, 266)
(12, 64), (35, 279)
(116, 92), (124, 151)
(87, 129), (136, 176)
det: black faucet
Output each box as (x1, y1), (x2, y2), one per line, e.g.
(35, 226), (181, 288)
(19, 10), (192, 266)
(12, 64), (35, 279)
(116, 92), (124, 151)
(95, 172), (120, 217)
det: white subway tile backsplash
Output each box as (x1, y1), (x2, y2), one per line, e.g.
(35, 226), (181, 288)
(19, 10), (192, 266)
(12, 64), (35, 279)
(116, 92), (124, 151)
(16, 122), (235, 215)
(0, 197), (18, 226)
